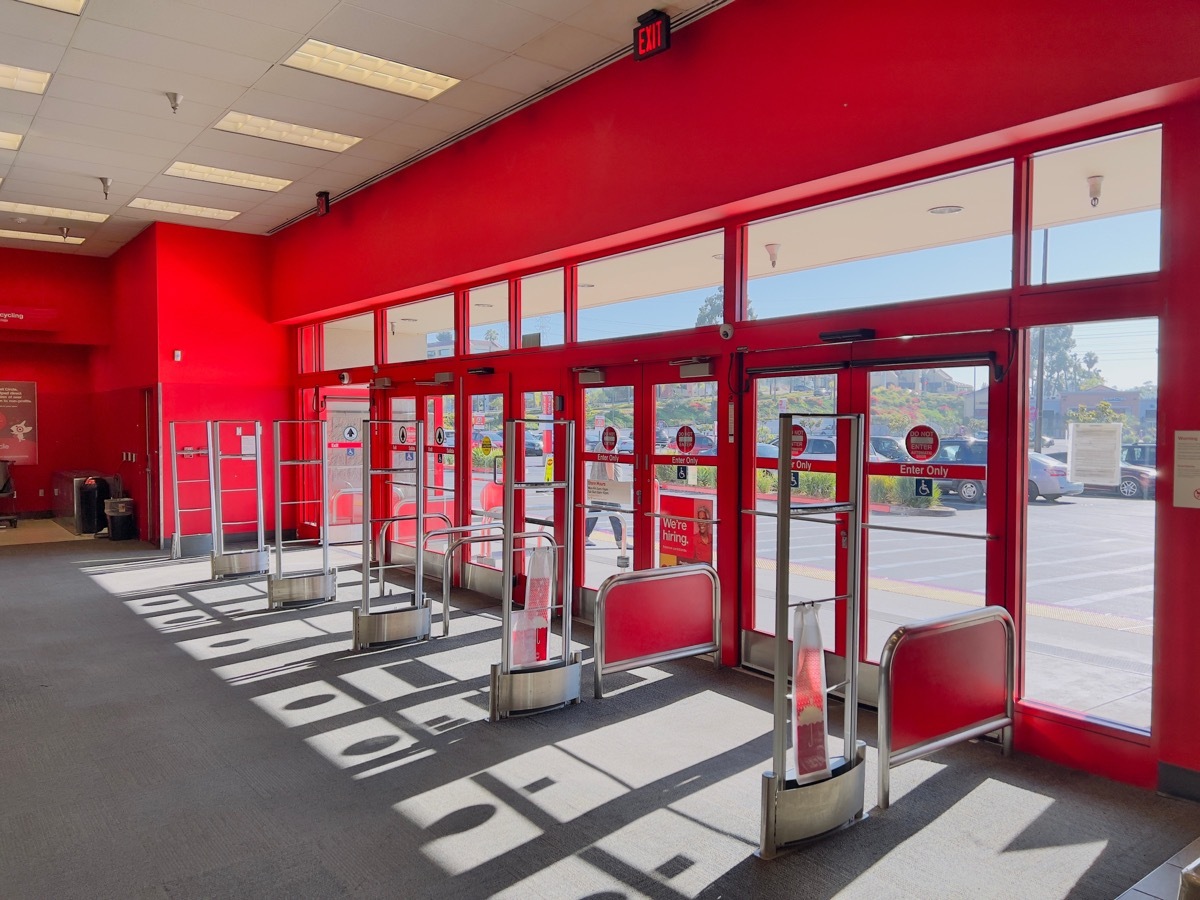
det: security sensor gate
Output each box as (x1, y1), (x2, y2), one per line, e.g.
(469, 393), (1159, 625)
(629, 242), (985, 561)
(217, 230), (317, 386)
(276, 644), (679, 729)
(169, 420), (212, 559)
(758, 413), (867, 858)
(267, 419), (336, 608)
(353, 418), (431, 650)
(209, 420), (269, 579)
(491, 418), (582, 720)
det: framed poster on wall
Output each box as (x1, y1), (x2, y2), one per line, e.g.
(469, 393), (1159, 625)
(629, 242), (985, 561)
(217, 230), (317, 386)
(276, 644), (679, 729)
(0, 381), (38, 465)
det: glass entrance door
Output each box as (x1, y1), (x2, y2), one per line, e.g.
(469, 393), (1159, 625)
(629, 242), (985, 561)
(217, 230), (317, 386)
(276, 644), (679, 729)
(741, 351), (1004, 696)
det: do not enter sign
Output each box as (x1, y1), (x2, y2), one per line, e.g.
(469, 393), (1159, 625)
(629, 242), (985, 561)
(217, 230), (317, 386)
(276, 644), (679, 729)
(790, 424), (808, 458)
(601, 426), (619, 451)
(675, 425), (696, 454)
(905, 424), (940, 461)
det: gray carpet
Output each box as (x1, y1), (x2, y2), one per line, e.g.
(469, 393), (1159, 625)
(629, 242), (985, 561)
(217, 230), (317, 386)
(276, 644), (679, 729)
(1, 541), (1196, 900)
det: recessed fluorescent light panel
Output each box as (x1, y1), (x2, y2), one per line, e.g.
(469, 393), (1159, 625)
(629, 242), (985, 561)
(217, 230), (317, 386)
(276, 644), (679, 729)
(283, 40), (459, 101)
(128, 198), (239, 221)
(0, 228), (84, 244)
(0, 131), (23, 151)
(0, 62), (52, 95)
(14, 0), (87, 13)
(165, 162), (291, 192)
(214, 112), (362, 152)
(0, 200), (107, 222)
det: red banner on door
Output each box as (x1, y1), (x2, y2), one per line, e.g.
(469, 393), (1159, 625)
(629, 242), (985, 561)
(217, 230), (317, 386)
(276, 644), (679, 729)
(0, 381), (38, 465)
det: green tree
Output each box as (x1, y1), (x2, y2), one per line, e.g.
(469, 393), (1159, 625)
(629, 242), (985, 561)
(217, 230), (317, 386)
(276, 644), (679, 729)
(1029, 325), (1089, 397)
(484, 328), (500, 344)
(695, 286), (757, 327)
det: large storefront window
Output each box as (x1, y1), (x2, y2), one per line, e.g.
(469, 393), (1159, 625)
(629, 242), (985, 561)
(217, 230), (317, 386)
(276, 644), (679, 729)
(467, 282), (509, 353)
(746, 162), (1013, 319)
(1024, 318), (1158, 730)
(385, 293), (456, 363)
(520, 269), (565, 348)
(1030, 127), (1161, 286)
(576, 231), (723, 342)
(322, 312), (374, 370)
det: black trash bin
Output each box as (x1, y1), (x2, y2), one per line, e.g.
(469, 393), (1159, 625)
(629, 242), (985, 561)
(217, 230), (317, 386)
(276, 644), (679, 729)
(104, 498), (136, 541)
(79, 477), (112, 534)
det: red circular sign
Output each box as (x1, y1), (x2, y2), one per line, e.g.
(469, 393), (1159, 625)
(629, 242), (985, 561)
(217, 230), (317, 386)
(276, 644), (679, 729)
(601, 426), (619, 452)
(905, 425), (940, 461)
(790, 424), (808, 458)
(676, 425), (696, 453)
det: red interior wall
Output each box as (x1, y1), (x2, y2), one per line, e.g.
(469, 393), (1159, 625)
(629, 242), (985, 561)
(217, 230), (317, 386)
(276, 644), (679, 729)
(155, 226), (290, 537)
(269, 0), (1200, 321)
(0, 344), (96, 512)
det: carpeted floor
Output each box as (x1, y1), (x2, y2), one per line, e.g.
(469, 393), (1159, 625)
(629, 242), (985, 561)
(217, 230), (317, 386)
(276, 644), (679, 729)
(0, 517), (96, 546)
(1, 540), (1196, 899)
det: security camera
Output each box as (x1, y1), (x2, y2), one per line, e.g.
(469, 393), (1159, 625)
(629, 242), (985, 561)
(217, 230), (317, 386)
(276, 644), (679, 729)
(719, 324), (734, 340)
(338, 371), (351, 385)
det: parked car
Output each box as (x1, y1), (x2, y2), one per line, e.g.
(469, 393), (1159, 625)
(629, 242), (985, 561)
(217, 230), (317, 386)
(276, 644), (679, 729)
(869, 435), (911, 461)
(1027, 451), (1084, 501)
(666, 430), (718, 455)
(473, 429), (503, 450)
(929, 438), (989, 503)
(525, 431), (545, 457)
(755, 442), (779, 459)
(1046, 451), (1156, 499)
(1122, 443), (1157, 468)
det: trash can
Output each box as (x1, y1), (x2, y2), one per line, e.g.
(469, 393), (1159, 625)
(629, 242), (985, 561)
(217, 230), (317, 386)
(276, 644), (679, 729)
(104, 498), (136, 541)
(79, 477), (112, 534)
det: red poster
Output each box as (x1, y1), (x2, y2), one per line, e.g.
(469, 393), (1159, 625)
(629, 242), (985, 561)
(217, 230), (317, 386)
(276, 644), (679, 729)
(658, 493), (714, 567)
(0, 381), (37, 465)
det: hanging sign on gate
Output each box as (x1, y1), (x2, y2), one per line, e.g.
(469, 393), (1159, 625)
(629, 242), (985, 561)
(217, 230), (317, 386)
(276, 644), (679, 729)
(905, 424), (940, 461)
(658, 493), (713, 567)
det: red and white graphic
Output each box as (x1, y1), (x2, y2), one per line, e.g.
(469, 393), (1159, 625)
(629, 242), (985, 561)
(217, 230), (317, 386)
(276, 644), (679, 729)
(0, 381), (38, 465)
(601, 425), (619, 452)
(790, 424), (808, 458)
(513, 547), (554, 666)
(792, 604), (831, 784)
(905, 424), (940, 461)
(658, 494), (714, 567)
(675, 425), (696, 454)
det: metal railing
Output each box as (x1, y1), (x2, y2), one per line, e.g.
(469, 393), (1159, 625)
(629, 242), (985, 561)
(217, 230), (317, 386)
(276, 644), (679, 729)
(592, 563), (720, 699)
(877, 606), (1015, 810)
(440, 529), (547, 639)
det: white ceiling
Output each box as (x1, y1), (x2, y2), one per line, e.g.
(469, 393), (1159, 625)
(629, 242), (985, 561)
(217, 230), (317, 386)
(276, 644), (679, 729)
(0, 0), (719, 256)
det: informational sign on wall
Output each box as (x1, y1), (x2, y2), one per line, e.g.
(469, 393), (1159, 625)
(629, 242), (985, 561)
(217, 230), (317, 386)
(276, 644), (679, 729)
(1173, 431), (1200, 509)
(658, 493), (714, 567)
(0, 381), (38, 465)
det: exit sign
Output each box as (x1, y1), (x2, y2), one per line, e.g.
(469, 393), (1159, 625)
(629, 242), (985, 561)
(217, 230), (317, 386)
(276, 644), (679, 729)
(634, 10), (671, 60)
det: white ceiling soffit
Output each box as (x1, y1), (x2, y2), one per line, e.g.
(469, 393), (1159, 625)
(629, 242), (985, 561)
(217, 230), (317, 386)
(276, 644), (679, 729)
(0, 0), (725, 256)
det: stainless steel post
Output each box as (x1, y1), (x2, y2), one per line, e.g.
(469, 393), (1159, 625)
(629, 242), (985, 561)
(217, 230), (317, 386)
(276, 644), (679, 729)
(208, 420), (223, 557)
(255, 421), (265, 555)
(501, 418), (516, 675)
(360, 417), (372, 616)
(844, 414), (863, 755)
(561, 420), (575, 666)
(413, 420), (426, 611)
(273, 419), (283, 567)
(320, 420), (331, 578)
(773, 414), (792, 782)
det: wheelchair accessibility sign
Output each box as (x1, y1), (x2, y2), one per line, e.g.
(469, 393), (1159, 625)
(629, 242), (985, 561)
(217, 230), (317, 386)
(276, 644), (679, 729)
(915, 478), (933, 497)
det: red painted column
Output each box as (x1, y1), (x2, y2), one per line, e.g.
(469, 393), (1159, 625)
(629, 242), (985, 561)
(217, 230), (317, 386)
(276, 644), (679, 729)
(1153, 99), (1200, 795)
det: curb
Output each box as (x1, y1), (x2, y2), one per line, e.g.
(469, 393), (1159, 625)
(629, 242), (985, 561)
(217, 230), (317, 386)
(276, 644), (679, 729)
(873, 504), (956, 517)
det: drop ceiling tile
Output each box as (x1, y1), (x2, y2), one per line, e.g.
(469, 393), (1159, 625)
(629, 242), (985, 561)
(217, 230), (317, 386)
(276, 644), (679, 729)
(55, 48), (248, 105)
(0, 182), (127, 209)
(221, 214), (288, 233)
(320, 148), (410, 176)
(0, 111), (32, 135)
(175, 0), (339, 31)
(21, 135), (175, 174)
(0, 149), (18, 169)
(131, 184), (259, 212)
(45, 73), (224, 126)
(433, 79), (524, 118)
(499, 0), (593, 20)
(85, 0), (305, 60)
(515, 22), (623, 71)
(36, 96), (204, 144)
(70, 20), (272, 86)
(251, 65), (426, 120)
(31, 117), (186, 160)
(370, 120), (450, 150)
(11, 154), (157, 185)
(0, 91), (43, 117)
(402, 102), (480, 133)
(291, 170), (372, 193)
(316, 5), (507, 79)
(0, 1), (82, 46)
(351, 0), (556, 54)
(225, 89), (392, 138)
(473, 54), (571, 94)
(189, 128), (341, 168)
(0, 30), (69, 72)
(567, 0), (675, 43)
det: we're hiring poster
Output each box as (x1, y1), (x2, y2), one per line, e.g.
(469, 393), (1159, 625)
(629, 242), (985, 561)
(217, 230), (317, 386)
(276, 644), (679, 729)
(0, 381), (38, 465)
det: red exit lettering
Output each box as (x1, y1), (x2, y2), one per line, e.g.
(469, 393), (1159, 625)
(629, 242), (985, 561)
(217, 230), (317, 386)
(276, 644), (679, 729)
(634, 12), (671, 60)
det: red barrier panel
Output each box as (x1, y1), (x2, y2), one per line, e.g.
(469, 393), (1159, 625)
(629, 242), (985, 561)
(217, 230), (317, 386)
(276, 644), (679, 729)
(889, 617), (1009, 753)
(601, 569), (716, 665)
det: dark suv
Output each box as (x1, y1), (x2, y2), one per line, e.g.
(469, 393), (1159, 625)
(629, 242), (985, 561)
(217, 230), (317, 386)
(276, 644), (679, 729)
(930, 438), (988, 503)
